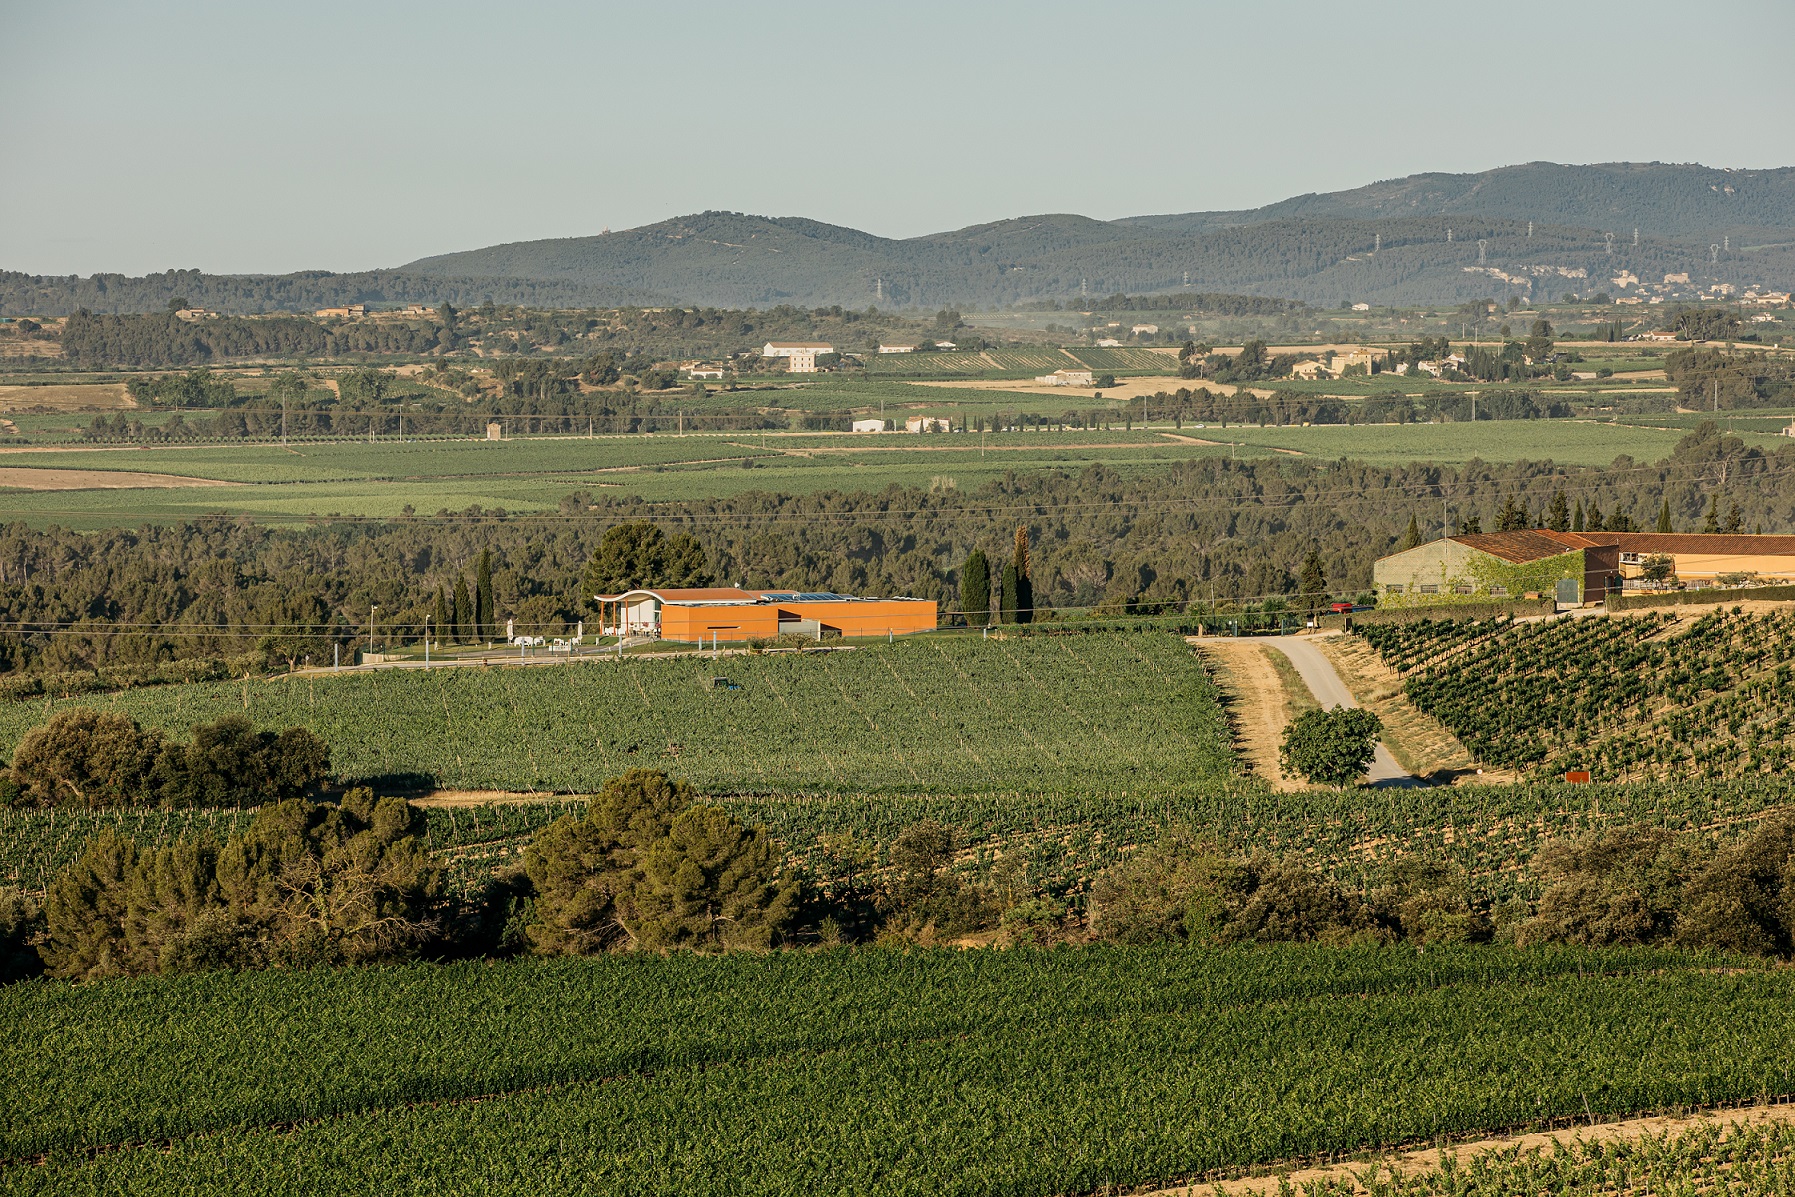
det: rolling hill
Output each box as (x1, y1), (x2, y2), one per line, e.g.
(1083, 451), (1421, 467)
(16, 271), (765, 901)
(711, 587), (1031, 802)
(8, 162), (1795, 315)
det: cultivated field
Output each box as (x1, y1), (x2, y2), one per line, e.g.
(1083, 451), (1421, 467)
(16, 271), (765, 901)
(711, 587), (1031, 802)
(1363, 609), (1795, 780)
(4, 946), (1788, 1195)
(0, 634), (1234, 797)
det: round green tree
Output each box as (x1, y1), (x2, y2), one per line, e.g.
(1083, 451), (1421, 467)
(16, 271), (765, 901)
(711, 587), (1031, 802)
(1280, 707), (1385, 788)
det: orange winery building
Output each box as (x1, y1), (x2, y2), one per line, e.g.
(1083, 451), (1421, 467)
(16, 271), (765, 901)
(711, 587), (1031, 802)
(594, 587), (937, 643)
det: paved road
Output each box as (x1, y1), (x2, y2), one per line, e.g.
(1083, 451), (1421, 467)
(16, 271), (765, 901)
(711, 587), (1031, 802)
(1250, 635), (1417, 787)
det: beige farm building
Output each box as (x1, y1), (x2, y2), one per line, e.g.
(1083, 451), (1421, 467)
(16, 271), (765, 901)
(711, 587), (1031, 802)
(1374, 530), (1795, 604)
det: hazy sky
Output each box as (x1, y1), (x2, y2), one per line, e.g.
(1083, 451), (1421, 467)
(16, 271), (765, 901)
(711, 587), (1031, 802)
(4, 0), (1793, 275)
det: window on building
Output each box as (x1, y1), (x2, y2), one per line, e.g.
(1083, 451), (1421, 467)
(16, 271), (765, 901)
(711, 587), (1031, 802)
(1384, 584), (1405, 594)
(1488, 585), (1508, 596)
(1418, 584), (1439, 594)
(1450, 584), (1473, 594)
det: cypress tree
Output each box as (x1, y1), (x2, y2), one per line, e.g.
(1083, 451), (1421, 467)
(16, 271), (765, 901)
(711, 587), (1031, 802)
(1547, 490), (1570, 532)
(1656, 499), (1673, 534)
(1299, 547), (1327, 612)
(961, 548), (990, 627)
(1726, 501), (1744, 535)
(1398, 514), (1421, 551)
(1000, 561), (1018, 624)
(1573, 500), (1585, 533)
(452, 576), (473, 643)
(1703, 495), (1720, 534)
(475, 548), (494, 641)
(433, 588), (450, 647)
(1497, 493), (1526, 532)
(1587, 503), (1605, 533)
(1012, 526), (1033, 624)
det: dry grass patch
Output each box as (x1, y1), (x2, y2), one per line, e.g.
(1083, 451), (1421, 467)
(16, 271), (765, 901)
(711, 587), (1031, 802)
(0, 383), (132, 411)
(1191, 637), (1312, 791)
(0, 468), (232, 491)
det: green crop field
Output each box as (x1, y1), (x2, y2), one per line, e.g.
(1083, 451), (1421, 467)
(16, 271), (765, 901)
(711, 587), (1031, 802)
(3, 945), (1786, 1195)
(0, 634), (1233, 797)
(1066, 345), (1180, 372)
(1205, 418), (1780, 464)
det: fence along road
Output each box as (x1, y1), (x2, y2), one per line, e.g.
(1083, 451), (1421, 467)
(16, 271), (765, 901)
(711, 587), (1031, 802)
(1251, 634), (1417, 786)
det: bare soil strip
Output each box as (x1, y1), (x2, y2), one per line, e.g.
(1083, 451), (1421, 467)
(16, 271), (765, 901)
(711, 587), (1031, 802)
(411, 789), (569, 807)
(915, 377), (1275, 401)
(1139, 1102), (1795, 1196)
(1191, 638), (1305, 791)
(0, 383), (133, 412)
(0, 468), (233, 491)
(1312, 631), (1501, 783)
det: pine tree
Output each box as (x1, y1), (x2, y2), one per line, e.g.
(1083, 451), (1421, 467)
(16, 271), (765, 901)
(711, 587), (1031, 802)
(960, 549), (990, 627)
(1572, 500), (1585, 533)
(1547, 490), (1570, 532)
(1460, 512), (1483, 534)
(1012, 526), (1033, 624)
(1656, 499), (1673, 534)
(475, 548), (494, 642)
(433, 588), (449, 647)
(1398, 513), (1421, 551)
(1726, 501), (1744, 535)
(452, 576), (473, 643)
(1587, 503), (1605, 532)
(1703, 495), (1720, 534)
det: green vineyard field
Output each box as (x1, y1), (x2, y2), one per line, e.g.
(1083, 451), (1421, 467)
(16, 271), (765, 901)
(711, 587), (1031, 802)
(1361, 610), (1795, 780)
(0, 634), (1233, 798)
(1, 946), (1783, 1195)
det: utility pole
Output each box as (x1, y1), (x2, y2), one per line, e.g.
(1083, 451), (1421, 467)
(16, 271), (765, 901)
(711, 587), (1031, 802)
(424, 616), (431, 669)
(369, 605), (378, 663)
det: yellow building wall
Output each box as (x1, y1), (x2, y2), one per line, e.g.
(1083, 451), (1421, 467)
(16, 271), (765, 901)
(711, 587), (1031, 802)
(1625, 552), (1795, 582)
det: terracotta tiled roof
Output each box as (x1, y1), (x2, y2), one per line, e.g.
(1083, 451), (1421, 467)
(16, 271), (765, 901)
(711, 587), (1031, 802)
(1449, 530), (1594, 564)
(1578, 532), (1795, 555)
(1445, 529), (1795, 565)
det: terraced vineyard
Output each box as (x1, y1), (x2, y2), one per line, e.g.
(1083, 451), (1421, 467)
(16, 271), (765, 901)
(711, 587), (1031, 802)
(0, 634), (1233, 798)
(859, 350), (997, 376)
(1361, 610), (1795, 780)
(1066, 346), (1181, 373)
(3, 946), (1787, 1195)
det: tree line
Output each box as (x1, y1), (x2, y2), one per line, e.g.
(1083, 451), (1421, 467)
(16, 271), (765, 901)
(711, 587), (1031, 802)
(0, 421), (1776, 684)
(13, 767), (1795, 983)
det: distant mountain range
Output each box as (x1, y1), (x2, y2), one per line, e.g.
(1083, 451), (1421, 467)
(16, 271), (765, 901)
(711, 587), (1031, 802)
(8, 163), (1795, 316)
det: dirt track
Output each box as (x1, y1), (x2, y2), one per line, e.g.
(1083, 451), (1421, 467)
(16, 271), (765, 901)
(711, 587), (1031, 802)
(0, 467), (231, 490)
(1143, 1102), (1795, 1196)
(1192, 638), (1297, 790)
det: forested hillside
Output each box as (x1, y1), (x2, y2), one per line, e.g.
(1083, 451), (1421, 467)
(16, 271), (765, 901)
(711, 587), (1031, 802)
(0, 268), (666, 318)
(1122, 162), (1795, 239)
(401, 210), (1794, 309)
(13, 163), (1793, 314)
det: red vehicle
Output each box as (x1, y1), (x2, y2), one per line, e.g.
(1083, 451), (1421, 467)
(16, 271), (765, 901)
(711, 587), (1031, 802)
(1330, 601), (1354, 614)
